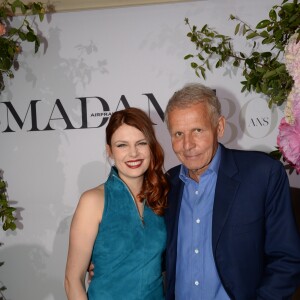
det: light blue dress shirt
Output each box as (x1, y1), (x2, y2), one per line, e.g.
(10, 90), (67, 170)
(175, 145), (230, 300)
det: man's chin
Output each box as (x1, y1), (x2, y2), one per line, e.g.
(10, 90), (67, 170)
(184, 163), (203, 171)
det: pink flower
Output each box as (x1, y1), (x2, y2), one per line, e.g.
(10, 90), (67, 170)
(284, 33), (300, 82)
(285, 87), (300, 124)
(277, 104), (300, 173)
(0, 23), (6, 36)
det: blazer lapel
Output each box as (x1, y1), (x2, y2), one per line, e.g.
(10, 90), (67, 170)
(167, 170), (184, 252)
(212, 145), (240, 251)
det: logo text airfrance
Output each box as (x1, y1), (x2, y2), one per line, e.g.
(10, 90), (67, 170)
(0, 94), (165, 132)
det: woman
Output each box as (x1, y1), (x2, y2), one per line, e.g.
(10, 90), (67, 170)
(65, 107), (169, 300)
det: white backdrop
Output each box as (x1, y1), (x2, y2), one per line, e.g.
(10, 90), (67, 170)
(0, 0), (298, 299)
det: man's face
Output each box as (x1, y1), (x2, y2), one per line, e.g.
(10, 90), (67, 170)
(168, 102), (225, 181)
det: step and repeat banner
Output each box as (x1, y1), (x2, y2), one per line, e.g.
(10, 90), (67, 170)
(1, 0), (297, 299)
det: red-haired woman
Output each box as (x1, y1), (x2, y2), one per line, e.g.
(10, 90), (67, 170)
(65, 107), (168, 300)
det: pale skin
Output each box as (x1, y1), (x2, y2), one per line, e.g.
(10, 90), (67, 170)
(168, 101), (225, 182)
(65, 124), (151, 300)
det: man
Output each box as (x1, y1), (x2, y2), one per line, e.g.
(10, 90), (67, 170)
(164, 83), (300, 299)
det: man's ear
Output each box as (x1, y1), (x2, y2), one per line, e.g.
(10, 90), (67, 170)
(217, 116), (226, 138)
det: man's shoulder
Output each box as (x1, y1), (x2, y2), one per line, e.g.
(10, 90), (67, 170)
(222, 145), (284, 171)
(165, 165), (182, 184)
(223, 144), (277, 161)
(166, 164), (181, 176)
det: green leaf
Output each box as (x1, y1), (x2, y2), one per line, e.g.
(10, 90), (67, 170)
(269, 9), (277, 21)
(20, 3), (26, 14)
(184, 54), (194, 60)
(245, 58), (254, 69)
(39, 13), (44, 22)
(246, 32), (259, 39)
(256, 19), (271, 29)
(269, 149), (282, 160)
(197, 53), (204, 60)
(215, 60), (220, 68)
(199, 66), (206, 79)
(8, 28), (18, 35)
(191, 62), (198, 69)
(262, 69), (277, 79)
(234, 23), (240, 35)
(233, 60), (240, 67)
(261, 52), (272, 58)
(282, 3), (295, 12)
(262, 37), (273, 44)
(7, 46), (15, 57)
(18, 31), (26, 41)
(288, 13), (299, 24)
(260, 30), (269, 38)
(275, 64), (286, 73)
(0, 58), (13, 71)
(34, 39), (40, 53)
(201, 24), (208, 32)
(26, 32), (36, 42)
(206, 60), (211, 71)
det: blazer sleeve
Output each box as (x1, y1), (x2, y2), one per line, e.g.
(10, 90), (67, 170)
(257, 161), (300, 299)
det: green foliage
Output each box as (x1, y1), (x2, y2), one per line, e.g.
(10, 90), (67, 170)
(0, 0), (50, 92)
(184, 0), (300, 108)
(0, 172), (17, 300)
(0, 174), (16, 231)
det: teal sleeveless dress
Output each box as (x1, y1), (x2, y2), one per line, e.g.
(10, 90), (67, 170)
(87, 167), (166, 300)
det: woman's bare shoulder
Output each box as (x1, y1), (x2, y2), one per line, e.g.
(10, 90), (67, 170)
(73, 184), (105, 223)
(78, 184), (105, 209)
(82, 184), (104, 198)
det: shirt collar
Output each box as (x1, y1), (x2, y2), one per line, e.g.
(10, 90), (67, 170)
(179, 143), (221, 181)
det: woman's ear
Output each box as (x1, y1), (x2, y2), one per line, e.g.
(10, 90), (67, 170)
(106, 144), (115, 166)
(106, 144), (112, 158)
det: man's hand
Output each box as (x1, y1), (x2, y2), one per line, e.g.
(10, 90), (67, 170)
(87, 262), (94, 283)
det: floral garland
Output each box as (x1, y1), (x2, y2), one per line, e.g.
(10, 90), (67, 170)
(277, 33), (300, 173)
(0, 0), (50, 92)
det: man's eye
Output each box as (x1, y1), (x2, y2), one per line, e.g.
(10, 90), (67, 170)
(195, 128), (202, 133)
(175, 132), (182, 137)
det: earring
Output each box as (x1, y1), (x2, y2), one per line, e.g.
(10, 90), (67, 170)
(108, 156), (115, 166)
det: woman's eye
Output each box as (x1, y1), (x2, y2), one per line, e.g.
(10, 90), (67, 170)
(116, 144), (126, 148)
(138, 141), (148, 146)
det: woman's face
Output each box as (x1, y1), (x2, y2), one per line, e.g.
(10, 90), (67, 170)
(107, 124), (151, 184)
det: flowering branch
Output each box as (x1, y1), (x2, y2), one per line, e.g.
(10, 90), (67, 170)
(0, 0), (52, 92)
(277, 32), (300, 173)
(184, 0), (300, 173)
(184, 0), (300, 107)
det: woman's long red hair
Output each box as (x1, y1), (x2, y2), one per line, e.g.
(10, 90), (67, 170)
(106, 107), (169, 215)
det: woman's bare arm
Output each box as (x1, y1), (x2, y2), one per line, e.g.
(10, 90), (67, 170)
(65, 186), (104, 300)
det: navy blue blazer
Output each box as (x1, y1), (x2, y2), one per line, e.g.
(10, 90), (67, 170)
(164, 144), (300, 300)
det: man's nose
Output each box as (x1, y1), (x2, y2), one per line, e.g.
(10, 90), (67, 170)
(183, 134), (194, 151)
